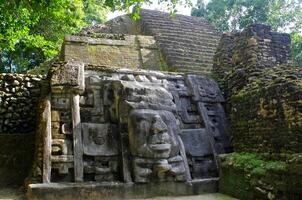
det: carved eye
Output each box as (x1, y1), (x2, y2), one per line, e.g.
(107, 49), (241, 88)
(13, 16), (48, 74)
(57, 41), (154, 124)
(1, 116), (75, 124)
(136, 119), (149, 132)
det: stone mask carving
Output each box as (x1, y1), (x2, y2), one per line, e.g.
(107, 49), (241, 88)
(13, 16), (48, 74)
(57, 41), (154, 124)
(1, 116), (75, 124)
(128, 109), (180, 159)
(41, 65), (231, 186)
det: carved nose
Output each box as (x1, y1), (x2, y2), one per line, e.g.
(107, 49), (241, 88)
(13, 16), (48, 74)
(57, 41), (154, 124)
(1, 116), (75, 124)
(151, 115), (168, 134)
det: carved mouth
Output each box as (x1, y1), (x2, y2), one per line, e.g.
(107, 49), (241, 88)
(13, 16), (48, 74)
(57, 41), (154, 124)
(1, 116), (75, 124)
(149, 143), (171, 151)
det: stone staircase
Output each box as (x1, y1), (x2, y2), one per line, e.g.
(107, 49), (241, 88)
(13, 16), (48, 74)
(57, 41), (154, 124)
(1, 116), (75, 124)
(139, 9), (221, 74)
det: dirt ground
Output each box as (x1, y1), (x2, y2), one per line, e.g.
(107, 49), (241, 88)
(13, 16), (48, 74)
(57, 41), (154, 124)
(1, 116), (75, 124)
(0, 187), (24, 200)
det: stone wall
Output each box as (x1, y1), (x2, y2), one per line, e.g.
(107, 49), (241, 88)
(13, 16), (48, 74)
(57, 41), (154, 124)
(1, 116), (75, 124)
(213, 24), (292, 87)
(62, 33), (164, 71)
(213, 23), (302, 200)
(212, 24), (302, 153)
(219, 153), (302, 200)
(229, 66), (302, 153)
(0, 134), (35, 186)
(0, 73), (44, 185)
(0, 73), (43, 134)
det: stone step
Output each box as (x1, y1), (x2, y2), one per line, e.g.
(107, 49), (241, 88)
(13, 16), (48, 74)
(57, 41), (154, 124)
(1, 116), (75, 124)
(144, 24), (219, 36)
(28, 178), (219, 200)
(140, 13), (212, 25)
(158, 40), (218, 50)
(172, 66), (213, 74)
(172, 62), (213, 69)
(167, 56), (215, 64)
(166, 56), (213, 65)
(166, 51), (217, 59)
(140, 18), (217, 29)
(176, 67), (212, 75)
(163, 47), (217, 56)
(157, 33), (220, 42)
(156, 36), (219, 48)
(140, 18), (216, 31)
(159, 43), (217, 54)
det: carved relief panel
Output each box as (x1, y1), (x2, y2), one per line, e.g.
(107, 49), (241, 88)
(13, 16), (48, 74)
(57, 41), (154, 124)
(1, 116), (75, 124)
(45, 63), (231, 184)
(82, 123), (119, 182)
(50, 93), (74, 182)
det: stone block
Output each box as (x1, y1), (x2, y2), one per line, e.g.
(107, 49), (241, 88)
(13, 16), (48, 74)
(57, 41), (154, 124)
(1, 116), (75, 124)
(137, 35), (158, 49)
(140, 48), (161, 70)
(51, 61), (84, 91)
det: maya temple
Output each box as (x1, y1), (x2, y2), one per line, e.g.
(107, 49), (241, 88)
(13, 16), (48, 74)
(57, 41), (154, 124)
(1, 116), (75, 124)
(0, 9), (301, 200)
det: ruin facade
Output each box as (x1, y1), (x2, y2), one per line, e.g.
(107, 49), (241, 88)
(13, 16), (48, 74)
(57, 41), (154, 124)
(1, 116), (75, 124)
(28, 61), (232, 199)
(0, 9), (301, 200)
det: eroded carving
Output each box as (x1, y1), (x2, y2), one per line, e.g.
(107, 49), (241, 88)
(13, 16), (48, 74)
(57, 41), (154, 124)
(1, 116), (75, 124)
(82, 123), (118, 156)
(42, 64), (231, 186)
(128, 110), (179, 159)
(128, 109), (186, 182)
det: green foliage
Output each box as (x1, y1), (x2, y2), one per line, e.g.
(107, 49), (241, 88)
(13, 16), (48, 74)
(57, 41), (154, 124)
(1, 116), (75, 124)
(130, 0), (192, 20)
(192, 0), (302, 67)
(225, 153), (287, 176)
(291, 32), (302, 66)
(84, 0), (109, 24)
(192, 0), (302, 32)
(192, 0), (231, 31)
(0, 0), (108, 73)
(0, 0), (188, 73)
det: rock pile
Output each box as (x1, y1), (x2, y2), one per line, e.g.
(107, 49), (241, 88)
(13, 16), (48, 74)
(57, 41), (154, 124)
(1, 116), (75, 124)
(0, 74), (43, 133)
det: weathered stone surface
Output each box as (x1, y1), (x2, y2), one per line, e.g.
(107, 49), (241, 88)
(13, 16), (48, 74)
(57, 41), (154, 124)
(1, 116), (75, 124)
(80, 15), (138, 35)
(78, 9), (221, 74)
(213, 24), (293, 87)
(30, 64), (231, 198)
(138, 9), (221, 74)
(219, 153), (302, 200)
(27, 179), (219, 200)
(51, 61), (84, 90)
(213, 24), (302, 153)
(0, 73), (44, 134)
(82, 123), (118, 156)
(0, 134), (35, 186)
(209, 23), (302, 200)
(62, 34), (163, 71)
(228, 65), (302, 153)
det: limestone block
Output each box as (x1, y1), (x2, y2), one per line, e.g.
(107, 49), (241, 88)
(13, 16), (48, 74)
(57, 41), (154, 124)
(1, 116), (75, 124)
(51, 61), (84, 90)
(137, 35), (158, 49)
(140, 48), (161, 70)
(82, 123), (118, 156)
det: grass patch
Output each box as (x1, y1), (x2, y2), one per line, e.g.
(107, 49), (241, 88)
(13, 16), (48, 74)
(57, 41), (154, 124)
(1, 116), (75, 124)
(222, 153), (287, 176)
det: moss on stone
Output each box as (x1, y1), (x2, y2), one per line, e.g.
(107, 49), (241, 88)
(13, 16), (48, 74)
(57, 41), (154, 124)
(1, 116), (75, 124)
(225, 65), (302, 153)
(219, 153), (302, 200)
(76, 32), (126, 40)
(159, 52), (169, 71)
(221, 153), (286, 175)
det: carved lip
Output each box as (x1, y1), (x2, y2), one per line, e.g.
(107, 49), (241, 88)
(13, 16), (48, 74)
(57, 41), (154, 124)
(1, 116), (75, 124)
(149, 143), (171, 151)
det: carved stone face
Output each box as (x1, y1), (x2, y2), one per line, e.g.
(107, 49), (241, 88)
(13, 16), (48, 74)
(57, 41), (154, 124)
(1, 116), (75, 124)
(128, 109), (180, 159)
